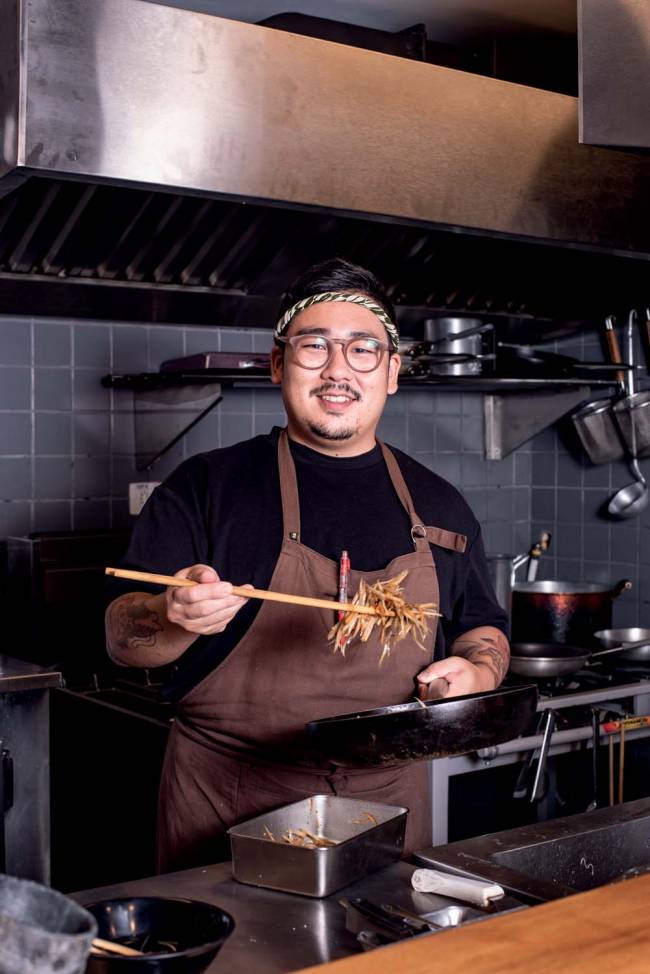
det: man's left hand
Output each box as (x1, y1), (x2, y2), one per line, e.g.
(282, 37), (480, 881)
(417, 656), (495, 699)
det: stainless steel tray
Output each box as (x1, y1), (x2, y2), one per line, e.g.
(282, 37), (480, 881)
(228, 795), (407, 898)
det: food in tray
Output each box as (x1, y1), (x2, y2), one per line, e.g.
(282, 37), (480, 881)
(261, 826), (338, 848)
(328, 570), (437, 663)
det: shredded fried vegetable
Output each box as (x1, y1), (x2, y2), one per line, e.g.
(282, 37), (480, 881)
(352, 811), (379, 826)
(328, 570), (438, 664)
(262, 827), (338, 848)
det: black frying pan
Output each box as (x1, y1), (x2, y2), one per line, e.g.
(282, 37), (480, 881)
(306, 684), (538, 767)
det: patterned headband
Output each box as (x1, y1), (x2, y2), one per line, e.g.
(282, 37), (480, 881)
(275, 291), (399, 351)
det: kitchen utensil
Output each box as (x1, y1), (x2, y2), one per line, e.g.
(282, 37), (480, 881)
(586, 709), (600, 812)
(529, 708), (555, 802)
(610, 308), (650, 458)
(571, 316), (627, 464)
(612, 391), (650, 459)
(497, 342), (635, 377)
(104, 567), (425, 619)
(510, 579), (631, 646)
(619, 723), (626, 804)
(423, 321), (493, 348)
(340, 898), (418, 939)
(508, 635), (650, 679)
(593, 627), (650, 662)
(379, 903), (441, 932)
(91, 939), (143, 958)
(576, 314), (625, 446)
(306, 683), (538, 767)
(228, 795), (406, 898)
(486, 532), (552, 622)
(356, 929), (397, 950)
(410, 869), (504, 906)
(0, 874), (97, 974)
(512, 712), (547, 799)
(609, 735), (615, 806)
(608, 309), (649, 518)
(160, 351), (271, 372)
(83, 897), (234, 973)
(422, 317), (488, 375)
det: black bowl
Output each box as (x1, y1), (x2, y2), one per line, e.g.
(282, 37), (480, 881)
(83, 896), (234, 972)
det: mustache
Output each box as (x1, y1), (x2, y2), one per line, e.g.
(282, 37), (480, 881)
(310, 383), (361, 401)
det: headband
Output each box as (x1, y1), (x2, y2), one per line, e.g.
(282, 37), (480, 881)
(275, 291), (399, 351)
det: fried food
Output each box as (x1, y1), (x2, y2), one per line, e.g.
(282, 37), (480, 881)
(328, 570), (437, 664)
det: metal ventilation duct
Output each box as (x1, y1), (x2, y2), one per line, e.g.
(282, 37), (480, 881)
(1, 0), (650, 326)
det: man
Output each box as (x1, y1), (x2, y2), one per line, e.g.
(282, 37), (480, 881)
(105, 258), (509, 872)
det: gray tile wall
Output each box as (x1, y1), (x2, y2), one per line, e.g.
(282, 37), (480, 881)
(0, 315), (532, 562)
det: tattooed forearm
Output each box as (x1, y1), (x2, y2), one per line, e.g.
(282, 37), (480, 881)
(107, 593), (163, 657)
(450, 627), (510, 688)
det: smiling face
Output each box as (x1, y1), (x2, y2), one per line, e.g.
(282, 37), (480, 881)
(271, 300), (401, 456)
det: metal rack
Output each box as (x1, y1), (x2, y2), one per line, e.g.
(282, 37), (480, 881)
(103, 368), (612, 469)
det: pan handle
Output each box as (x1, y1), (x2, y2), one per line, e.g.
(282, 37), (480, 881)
(604, 315), (627, 390)
(417, 677), (450, 701)
(530, 710), (556, 803)
(611, 579), (632, 600)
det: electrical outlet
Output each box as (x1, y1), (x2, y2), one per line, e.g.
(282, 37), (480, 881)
(129, 481), (161, 516)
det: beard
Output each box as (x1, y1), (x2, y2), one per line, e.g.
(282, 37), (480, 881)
(308, 421), (356, 441)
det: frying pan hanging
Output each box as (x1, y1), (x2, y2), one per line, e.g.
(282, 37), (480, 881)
(306, 684), (538, 767)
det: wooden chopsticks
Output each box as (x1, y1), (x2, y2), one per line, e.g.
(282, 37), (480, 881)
(105, 567), (391, 617)
(91, 937), (143, 957)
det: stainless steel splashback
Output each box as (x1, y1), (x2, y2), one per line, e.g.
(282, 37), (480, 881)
(2, 0), (650, 254)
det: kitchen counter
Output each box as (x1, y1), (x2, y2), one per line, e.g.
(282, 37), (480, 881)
(0, 655), (61, 693)
(73, 860), (520, 973)
(297, 872), (650, 974)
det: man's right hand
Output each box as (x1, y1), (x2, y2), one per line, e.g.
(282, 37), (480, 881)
(165, 564), (251, 636)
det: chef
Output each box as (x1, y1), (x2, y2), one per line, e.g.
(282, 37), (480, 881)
(105, 258), (509, 872)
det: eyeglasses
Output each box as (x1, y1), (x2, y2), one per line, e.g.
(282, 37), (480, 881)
(276, 334), (391, 373)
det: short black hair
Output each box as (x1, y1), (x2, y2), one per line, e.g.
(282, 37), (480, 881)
(277, 257), (395, 325)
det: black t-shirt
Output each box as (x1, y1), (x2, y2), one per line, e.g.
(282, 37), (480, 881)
(105, 428), (507, 700)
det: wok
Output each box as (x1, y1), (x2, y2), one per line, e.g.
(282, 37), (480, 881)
(509, 636), (650, 679)
(306, 684), (538, 767)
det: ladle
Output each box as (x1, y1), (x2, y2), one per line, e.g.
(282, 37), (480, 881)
(608, 310), (649, 518)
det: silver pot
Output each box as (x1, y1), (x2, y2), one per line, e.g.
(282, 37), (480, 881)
(510, 579), (632, 646)
(423, 318), (487, 376)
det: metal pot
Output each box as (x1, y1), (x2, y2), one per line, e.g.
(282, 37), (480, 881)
(510, 579), (632, 647)
(422, 318), (488, 376)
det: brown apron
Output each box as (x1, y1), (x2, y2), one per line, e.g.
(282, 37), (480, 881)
(157, 430), (466, 872)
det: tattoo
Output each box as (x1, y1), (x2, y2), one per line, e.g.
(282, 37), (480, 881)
(107, 594), (163, 657)
(450, 628), (510, 687)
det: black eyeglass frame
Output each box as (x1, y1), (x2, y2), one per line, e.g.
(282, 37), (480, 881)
(275, 335), (393, 373)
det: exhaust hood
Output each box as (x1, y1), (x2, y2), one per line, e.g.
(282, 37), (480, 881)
(1, 0), (650, 328)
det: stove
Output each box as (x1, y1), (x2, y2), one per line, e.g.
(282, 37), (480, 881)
(429, 662), (650, 847)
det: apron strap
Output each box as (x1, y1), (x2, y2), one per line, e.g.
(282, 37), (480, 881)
(379, 442), (431, 553)
(278, 430), (301, 541)
(379, 443), (467, 554)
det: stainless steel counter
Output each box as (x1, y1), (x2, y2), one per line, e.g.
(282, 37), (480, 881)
(73, 860), (520, 973)
(0, 656), (62, 882)
(0, 655), (61, 693)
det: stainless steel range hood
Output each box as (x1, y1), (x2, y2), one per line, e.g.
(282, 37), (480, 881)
(1, 0), (650, 327)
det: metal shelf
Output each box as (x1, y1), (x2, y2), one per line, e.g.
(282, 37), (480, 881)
(103, 370), (614, 467)
(102, 369), (614, 395)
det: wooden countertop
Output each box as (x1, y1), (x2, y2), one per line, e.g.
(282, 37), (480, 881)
(298, 873), (650, 974)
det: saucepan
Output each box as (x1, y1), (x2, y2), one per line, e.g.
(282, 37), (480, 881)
(306, 684), (538, 768)
(509, 635), (650, 679)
